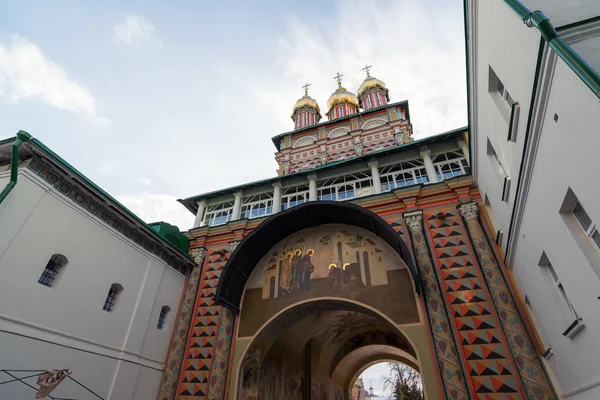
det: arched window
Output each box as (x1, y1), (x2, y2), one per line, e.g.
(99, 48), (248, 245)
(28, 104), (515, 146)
(103, 283), (123, 312)
(38, 254), (68, 287)
(157, 306), (171, 330)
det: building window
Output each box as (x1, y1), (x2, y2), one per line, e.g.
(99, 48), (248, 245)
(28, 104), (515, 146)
(317, 172), (373, 201)
(157, 306), (171, 330)
(559, 188), (600, 280)
(489, 66), (514, 106)
(103, 283), (123, 312)
(573, 200), (600, 250)
(486, 138), (510, 202)
(432, 151), (469, 181)
(241, 193), (274, 219)
(538, 253), (584, 338)
(282, 185), (309, 210)
(379, 159), (429, 191)
(38, 254), (68, 287)
(204, 201), (234, 226)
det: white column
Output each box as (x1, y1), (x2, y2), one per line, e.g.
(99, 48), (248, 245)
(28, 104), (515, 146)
(232, 191), (243, 220)
(272, 182), (282, 213)
(458, 139), (470, 166)
(308, 174), (318, 201)
(368, 160), (382, 194)
(420, 148), (439, 184)
(193, 200), (207, 228)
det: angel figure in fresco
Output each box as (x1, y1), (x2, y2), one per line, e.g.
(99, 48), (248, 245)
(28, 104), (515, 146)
(299, 249), (314, 292)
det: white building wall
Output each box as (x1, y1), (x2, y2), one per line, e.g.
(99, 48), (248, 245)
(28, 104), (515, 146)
(510, 60), (600, 400)
(471, 0), (540, 252)
(0, 170), (185, 400)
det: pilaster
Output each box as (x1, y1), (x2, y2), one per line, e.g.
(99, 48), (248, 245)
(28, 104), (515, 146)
(159, 247), (207, 400)
(458, 202), (557, 399)
(404, 212), (471, 400)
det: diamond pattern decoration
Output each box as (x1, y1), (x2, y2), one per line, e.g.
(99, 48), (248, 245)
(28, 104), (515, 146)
(177, 248), (231, 400)
(424, 207), (524, 399)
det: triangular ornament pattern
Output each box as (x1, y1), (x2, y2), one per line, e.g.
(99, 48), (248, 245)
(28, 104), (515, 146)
(423, 207), (524, 398)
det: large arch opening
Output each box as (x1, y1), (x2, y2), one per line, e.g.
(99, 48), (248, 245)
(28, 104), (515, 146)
(236, 299), (420, 400)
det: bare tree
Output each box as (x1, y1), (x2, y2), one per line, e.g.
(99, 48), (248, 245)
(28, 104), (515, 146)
(382, 363), (423, 400)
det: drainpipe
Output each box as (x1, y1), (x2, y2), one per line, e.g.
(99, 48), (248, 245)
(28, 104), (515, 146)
(503, 0), (600, 99)
(0, 130), (32, 204)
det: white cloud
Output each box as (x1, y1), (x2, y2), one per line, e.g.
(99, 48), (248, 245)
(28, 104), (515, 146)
(117, 192), (194, 231)
(259, 1), (467, 139)
(0, 34), (102, 118)
(113, 15), (161, 48)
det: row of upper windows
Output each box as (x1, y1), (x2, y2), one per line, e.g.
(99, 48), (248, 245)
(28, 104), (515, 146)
(38, 255), (172, 330)
(289, 132), (396, 161)
(202, 150), (468, 226)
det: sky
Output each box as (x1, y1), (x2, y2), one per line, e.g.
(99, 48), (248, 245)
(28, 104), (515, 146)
(0, 0), (467, 230)
(360, 361), (419, 397)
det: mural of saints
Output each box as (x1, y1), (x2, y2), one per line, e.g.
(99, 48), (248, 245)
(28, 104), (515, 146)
(258, 227), (393, 301)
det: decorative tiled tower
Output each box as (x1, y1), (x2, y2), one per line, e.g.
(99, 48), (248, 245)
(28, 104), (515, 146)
(166, 66), (559, 400)
(291, 83), (322, 129)
(358, 65), (390, 111)
(325, 72), (360, 120)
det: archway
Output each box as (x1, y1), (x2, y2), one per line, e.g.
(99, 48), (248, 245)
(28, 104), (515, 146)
(235, 298), (422, 400)
(225, 220), (441, 399)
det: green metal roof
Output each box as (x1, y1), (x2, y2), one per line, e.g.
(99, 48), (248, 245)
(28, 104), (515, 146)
(0, 134), (192, 261)
(179, 126), (467, 215)
(271, 100), (410, 150)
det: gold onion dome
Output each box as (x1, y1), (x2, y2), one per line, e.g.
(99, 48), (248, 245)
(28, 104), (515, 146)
(292, 94), (320, 114)
(358, 75), (388, 97)
(326, 86), (360, 110)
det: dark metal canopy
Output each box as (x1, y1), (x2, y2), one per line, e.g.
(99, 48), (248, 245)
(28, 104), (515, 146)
(215, 201), (418, 311)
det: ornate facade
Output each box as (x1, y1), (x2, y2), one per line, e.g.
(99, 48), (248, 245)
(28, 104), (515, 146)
(161, 70), (559, 400)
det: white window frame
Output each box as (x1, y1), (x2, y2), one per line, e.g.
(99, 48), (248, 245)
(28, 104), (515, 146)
(572, 200), (600, 255)
(317, 172), (373, 201)
(539, 253), (584, 338)
(379, 160), (429, 191)
(282, 185), (309, 210)
(241, 193), (274, 219)
(432, 151), (468, 181)
(157, 305), (171, 330)
(204, 202), (234, 226)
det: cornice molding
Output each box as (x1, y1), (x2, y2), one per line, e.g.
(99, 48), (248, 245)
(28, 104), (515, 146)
(25, 155), (192, 274)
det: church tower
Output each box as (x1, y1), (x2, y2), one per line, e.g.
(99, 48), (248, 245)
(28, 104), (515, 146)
(369, 380), (374, 396)
(358, 65), (390, 111)
(326, 72), (360, 120)
(291, 83), (321, 129)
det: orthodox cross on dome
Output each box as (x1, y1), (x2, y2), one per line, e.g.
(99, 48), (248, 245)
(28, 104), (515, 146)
(333, 72), (344, 88)
(302, 82), (312, 95)
(362, 64), (372, 77)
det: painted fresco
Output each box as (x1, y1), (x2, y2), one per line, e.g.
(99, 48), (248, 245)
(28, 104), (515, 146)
(239, 225), (419, 337)
(241, 345), (304, 400)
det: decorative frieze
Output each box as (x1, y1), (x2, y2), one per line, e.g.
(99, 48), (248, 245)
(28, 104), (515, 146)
(25, 155), (191, 274)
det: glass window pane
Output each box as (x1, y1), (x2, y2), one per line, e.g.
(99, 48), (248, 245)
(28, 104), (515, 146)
(590, 229), (600, 249)
(573, 202), (592, 231)
(546, 263), (559, 283)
